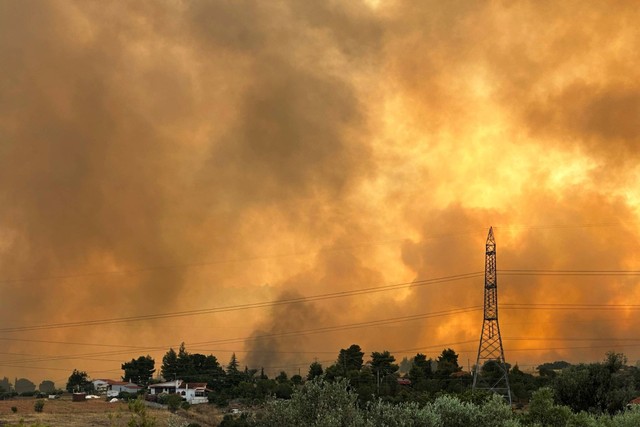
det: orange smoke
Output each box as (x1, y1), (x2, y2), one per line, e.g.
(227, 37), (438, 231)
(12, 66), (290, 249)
(0, 0), (638, 386)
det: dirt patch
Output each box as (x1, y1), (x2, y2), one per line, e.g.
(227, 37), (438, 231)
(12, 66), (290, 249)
(0, 396), (223, 426)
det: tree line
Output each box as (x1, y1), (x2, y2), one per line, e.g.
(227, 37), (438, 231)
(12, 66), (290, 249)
(0, 377), (57, 397)
(60, 343), (640, 418)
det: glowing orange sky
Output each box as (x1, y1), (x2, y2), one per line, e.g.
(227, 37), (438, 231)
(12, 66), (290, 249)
(0, 0), (639, 387)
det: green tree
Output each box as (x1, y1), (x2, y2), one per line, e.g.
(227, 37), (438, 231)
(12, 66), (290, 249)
(0, 377), (10, 393)
(409, 353), (433, 391)
(260, 367), (268, 380)
(122, 355), (155, 386)
(436, 348), (462, 377)
(14, 378), (36, 394)
(176, 342), (192, 378)
(161, 344), (225, 385)
(161, 347), (178, 380)
(478, 360), (511, 385)
(553, 353), (636, 414)
(66, 369), (92, 393)
(508, 364), (538, 404)
(604, 351), (627, 373)
(370, 351), (399, 396)
(180, 353), (226, 384)
(338, 344), (365, 374)
(227, 353), (240, 373)
(226, 353), (243, 387)
(275, 371), (288, 384)
(524, 387), (572, 427)
(38, 380), (56, 394)
(370, 351), (399, 378)
(307, 361), (323, 380)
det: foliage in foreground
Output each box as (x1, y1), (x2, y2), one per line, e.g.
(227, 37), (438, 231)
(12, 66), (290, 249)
(255, 377), (516, 427)
(234, 378), (640, 427)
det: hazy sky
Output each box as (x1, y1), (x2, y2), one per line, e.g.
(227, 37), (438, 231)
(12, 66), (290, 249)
(1, 0), (639, 386)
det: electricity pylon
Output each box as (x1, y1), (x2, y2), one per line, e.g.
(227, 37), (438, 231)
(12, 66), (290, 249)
(472, 227), (512, 404)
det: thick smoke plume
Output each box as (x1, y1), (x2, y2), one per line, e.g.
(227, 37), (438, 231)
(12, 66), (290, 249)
(0, 0), (639, 384)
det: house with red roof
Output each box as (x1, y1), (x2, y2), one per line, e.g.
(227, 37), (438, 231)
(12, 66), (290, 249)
(148, 380), (210, 404)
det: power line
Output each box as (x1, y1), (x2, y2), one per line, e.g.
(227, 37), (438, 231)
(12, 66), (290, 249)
(1, 269), (638, 334)
(500, 269), (640, 276)
(4, 301), (640, 368)
(505, 337), (640, 342)
(0, 336), (151, 350)
(0, 306), (481, 368)
(502, 303), (640, 311)
(0, 272), (482, 333)
(189, 307), (482, 347)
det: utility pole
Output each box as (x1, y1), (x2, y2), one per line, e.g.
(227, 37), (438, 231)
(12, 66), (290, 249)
(472, 227), (512, 405)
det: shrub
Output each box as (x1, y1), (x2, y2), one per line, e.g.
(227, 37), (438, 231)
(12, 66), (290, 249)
(128, 397), (156, 427)
(220, 414), (251, 427)
(165, 394), (184, 412)
(118, 391), (134, 401)
(365, 399), (440, 427)
(10, 406), (17, 413)
(259, 377), (365, 426)
(428, 395), (481, 427)
(524, 387), (572, 427)
(34, 400), (45, 413)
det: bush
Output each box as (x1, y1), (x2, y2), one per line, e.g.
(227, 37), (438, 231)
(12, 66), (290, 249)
(220, 414), (251, 427)
(429, 395), (481, 427)
(165, 394), (184, 412)
(118, 391), (134, 401)
(10, 406), (17, 413)
(127, 397), (156, 427)
(34, 400), (45, 413)
(180, 401), (191, 411)
(524, 387), (572, 427)
(365, 399), (440, 427)
(259, 377), (365, 426)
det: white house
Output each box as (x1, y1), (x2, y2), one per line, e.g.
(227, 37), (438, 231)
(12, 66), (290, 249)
(92, 379), (142, 397)
(92, 379), (111, 393)
(148, 379), (181, 395)
(148, 380), (210, 405)
(177, 382), (209, 405)
(108, 381), (143, 397)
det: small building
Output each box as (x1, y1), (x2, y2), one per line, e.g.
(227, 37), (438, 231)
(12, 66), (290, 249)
(92, 379), (112, 393)
(148, 380), (210, 405)
(108, 381), (143, 397)
(177, 382), (209, 405)
(92, 379), (142, 397)
(72, 392), (87, 402)
(148, 380), (182, 395)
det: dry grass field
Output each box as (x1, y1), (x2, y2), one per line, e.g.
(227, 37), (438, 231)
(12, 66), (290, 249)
(0, 396), (225, 427)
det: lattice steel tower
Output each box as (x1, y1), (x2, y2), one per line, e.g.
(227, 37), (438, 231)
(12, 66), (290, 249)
(472, 227), (512, 404)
